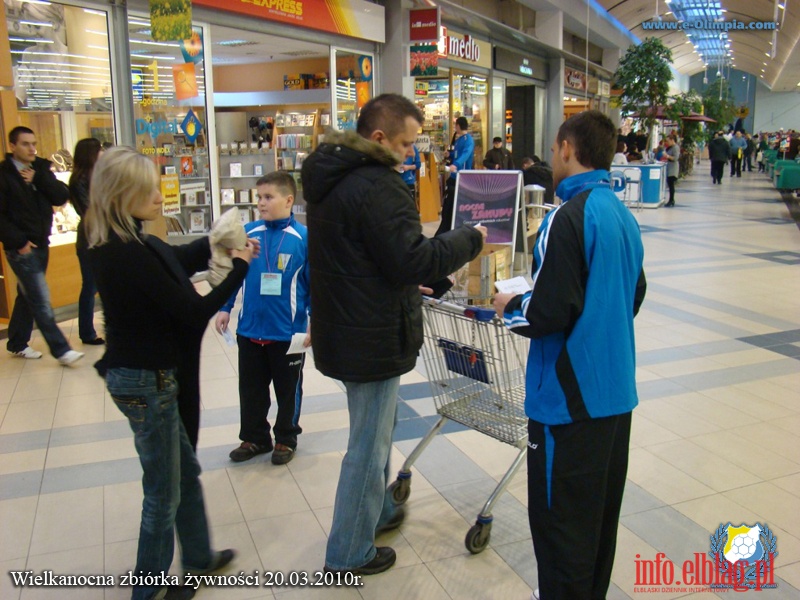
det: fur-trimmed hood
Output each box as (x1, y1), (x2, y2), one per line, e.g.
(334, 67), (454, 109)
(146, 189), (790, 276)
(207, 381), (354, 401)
(301, 130), (400, 206)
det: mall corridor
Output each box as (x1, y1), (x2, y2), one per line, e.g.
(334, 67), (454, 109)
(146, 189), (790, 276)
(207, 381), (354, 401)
(1, 164), (799, 599)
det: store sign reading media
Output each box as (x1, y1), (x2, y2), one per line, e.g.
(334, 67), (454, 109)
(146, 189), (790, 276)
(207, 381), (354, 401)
(409, 7), (439, 43)
(437, 27), (492, 69)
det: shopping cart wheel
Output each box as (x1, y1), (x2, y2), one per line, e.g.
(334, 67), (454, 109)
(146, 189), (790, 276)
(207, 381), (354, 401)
(388, 478), (411, 505)
(465, 521), (492, 554)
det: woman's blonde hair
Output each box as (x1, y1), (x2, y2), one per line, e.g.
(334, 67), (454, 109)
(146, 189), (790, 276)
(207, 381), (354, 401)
(84, 146), (159, 247)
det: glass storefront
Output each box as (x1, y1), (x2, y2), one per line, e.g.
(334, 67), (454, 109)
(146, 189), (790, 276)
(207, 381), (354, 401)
(7, 0), (114, 168)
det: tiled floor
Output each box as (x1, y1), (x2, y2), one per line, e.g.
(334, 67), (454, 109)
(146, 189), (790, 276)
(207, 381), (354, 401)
(1, 164), (799, 599)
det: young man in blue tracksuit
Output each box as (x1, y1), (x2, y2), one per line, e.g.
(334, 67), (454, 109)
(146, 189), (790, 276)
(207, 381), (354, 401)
(494, 111), (647, 600)
(215, 171), (310, 466)
(435, 116), (474, 236)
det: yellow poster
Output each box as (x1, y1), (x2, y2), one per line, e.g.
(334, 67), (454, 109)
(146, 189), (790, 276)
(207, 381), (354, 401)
(161, 174), (180, 216)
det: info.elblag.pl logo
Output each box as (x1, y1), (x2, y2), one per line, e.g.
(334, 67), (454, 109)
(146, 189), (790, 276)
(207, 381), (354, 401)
(633, 522), (778, 593)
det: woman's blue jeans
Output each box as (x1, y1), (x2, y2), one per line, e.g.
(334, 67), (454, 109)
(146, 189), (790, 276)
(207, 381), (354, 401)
(325, 377), (400, 570)
(76, 248), (98, 342)
(106, 368), (213, 600)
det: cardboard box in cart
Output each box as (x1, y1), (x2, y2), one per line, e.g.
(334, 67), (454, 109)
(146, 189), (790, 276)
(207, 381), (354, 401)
(451, 243), (512, 303)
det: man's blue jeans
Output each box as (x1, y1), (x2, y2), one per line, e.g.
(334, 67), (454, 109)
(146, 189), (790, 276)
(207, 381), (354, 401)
(325, 377), (400, 570)
(107, 368), (214, 600)
(5, 247), (70, 358)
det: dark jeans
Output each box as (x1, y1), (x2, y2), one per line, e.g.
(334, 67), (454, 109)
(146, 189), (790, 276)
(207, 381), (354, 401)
(731, 155), (742, 176)
(667, 175), (677, 203)
(76, 247), (99, 342)
(107, 367), (214, 600)
(744, 154), (753, 171)
(5, 246), (71, 358)
(527, 413), (632, 600)
(434, 177), (456, 237)
(237, 336), (304, 449)
(710, 160), (725, 183)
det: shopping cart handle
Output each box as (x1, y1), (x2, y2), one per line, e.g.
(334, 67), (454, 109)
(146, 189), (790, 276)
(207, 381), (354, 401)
(422, 297), (496, 322)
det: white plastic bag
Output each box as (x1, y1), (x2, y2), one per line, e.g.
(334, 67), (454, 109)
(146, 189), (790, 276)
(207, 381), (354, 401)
(207, 208), (247, 287)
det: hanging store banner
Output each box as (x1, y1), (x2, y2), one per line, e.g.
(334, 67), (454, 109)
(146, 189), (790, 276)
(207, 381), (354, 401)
(192, 0), (385, 43)
(410, 44), (438, 77)
(150, 0), (191, 41)
(409, 7), (439, 43)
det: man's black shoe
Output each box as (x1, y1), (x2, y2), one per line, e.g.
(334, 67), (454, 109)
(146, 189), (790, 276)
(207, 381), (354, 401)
(155, 586), (195, 600)
(324, 547), (396, 575)
(376, 506), (405, 535)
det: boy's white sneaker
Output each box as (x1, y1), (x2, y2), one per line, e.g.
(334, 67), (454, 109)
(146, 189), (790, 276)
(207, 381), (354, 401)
(9, 347), (43, 359)
(57, 350), (85, 366)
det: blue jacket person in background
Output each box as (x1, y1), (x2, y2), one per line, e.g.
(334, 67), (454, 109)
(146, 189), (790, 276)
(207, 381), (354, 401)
(493, 111), (647, 600)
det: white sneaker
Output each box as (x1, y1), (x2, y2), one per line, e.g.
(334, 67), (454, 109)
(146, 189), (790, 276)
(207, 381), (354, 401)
(531, 590), (540, 600)
(9, 347), (43, 359)
(57, 350), (85, 366)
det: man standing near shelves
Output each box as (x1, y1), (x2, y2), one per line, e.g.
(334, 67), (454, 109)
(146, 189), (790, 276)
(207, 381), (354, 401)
(0, 127), (83, 365)
(435, 116), (474, 236)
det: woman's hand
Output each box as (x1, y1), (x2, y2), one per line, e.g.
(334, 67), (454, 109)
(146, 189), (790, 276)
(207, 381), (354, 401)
(231, 238), (260, 263)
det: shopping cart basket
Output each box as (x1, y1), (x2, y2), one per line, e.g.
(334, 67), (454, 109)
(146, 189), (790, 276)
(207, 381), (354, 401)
(388, 297), (529, 554)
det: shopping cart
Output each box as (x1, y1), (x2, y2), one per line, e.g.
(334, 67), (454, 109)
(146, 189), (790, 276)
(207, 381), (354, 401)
(388, 297), (529, 554)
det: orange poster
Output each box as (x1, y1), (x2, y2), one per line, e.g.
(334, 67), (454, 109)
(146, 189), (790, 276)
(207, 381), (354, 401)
(172, 63), (198, 100)
(356, 81), (371, 109)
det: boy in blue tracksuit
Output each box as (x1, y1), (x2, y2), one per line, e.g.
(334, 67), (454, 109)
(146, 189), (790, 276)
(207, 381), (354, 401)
(493, 111), (647, 600)
(215, 171), (310, 465)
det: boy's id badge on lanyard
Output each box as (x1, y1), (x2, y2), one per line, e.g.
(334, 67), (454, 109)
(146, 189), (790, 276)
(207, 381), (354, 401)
(260, 272), (282, 295)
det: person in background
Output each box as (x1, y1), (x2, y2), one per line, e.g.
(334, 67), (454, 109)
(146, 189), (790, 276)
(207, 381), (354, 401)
(521, 156), (555, 205)
(625, 143), (642, 162)
(483, 136), (514, 170)
(302, 94), (486, 576)
(664, 135), (680, 207)
(730, 131), (746, 177)
(612, 141), (628, 165)
(709, 130), (732, 185)
(86, 146), (258, 600)
(399, 143), (421, 201)
(436, 116), (474, 236)
(493, 110), (646, 600)
(216, 171), (310, 466)
(744, 133), (756, 172)
(757, 134), (768, 173)
(0, 126), (84, 365)
(69, 137), (105, 345)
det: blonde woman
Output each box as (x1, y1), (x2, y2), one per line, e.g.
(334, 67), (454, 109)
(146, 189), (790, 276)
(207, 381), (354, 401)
(84, 147), (257, 600)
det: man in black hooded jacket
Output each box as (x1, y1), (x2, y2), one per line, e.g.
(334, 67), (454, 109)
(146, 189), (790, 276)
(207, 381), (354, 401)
(302, 94), (485, 576)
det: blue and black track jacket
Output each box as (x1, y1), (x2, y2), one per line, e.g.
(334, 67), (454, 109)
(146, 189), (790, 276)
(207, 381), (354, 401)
(221, 215), (309, 342)
(503, 170), (647, 425)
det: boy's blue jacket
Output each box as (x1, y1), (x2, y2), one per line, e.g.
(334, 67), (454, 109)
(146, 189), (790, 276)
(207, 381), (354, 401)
(503, 170), (647, 425)
(222, 215), (309, 341)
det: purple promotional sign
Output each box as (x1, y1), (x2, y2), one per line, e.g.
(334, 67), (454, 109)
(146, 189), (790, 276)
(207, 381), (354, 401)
(452, 170), (522, 245)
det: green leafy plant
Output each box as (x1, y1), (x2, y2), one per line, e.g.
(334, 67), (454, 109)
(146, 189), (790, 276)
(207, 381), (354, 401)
(666, 90), (704, 176)
(612, 38), (673, 153)
(702, 79), (737, 141)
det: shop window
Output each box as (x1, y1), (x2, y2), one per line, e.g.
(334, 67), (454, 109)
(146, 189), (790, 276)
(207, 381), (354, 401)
(128, 17), (211, 234)
(332, 49), (373, 131)
(7, 0), (114, 165)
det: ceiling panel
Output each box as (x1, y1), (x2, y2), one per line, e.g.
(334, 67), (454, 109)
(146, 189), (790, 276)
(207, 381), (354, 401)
(597, 0), (800, 91)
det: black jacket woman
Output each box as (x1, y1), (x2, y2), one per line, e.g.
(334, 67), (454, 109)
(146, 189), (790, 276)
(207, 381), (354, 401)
(69, 137), (104, 345)
(84, 146), (257, 600)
